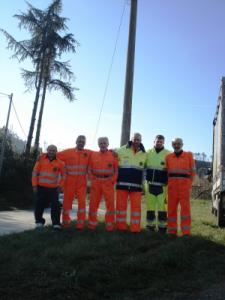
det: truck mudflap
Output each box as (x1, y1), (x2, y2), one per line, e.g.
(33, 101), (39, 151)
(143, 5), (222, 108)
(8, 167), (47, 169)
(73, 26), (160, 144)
(216, 194), (225, 227)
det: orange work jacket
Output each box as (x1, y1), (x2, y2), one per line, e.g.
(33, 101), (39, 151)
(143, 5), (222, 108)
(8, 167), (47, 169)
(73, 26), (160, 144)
(57, 148), (91, 179)
(32, 155), (65, 188)
(166, 151), (196, 183)
(89, 150), (118, 183)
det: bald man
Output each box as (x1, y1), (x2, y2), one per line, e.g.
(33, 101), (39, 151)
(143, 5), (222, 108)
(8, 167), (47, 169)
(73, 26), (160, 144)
(116, 133), (147, 232)
(32, 145), (65, 229)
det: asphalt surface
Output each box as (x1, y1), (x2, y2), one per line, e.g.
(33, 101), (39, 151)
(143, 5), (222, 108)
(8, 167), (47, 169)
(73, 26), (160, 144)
(0, 204), (105, 236)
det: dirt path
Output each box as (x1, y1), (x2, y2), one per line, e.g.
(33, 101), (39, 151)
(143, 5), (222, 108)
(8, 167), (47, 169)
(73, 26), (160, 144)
(0, 205), (105, 235)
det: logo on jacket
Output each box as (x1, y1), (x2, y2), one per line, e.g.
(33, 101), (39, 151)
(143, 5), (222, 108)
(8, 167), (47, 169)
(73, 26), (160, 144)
(108, 163), (112, 168)
(139, 162), (143, 166)
(53, 167), (59, 172)
(161, 161), (165, 165)
(83, 153), (88, 157)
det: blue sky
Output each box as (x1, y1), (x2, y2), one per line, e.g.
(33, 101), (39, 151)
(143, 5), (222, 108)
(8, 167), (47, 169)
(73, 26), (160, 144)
(0, 0), (224, 158)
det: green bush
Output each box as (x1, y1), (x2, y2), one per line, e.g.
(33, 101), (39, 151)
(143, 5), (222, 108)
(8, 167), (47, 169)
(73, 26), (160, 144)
(0, 134), (35, 210)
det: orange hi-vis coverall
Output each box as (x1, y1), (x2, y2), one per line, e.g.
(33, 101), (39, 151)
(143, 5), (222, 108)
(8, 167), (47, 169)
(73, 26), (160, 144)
(116, 143), (146, 232)
(88, 150), (118, 231)
(57, 148), (91, 229)
(166, 151), (196, 236)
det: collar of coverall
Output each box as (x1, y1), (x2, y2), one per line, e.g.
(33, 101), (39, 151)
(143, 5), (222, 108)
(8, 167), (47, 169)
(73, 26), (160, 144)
(154, 146), (164, 153)
(75, 147), (85, 151)
(46, 154), (56, 161)
(126, 141), (146, 153)
(174, 150), (183, 157)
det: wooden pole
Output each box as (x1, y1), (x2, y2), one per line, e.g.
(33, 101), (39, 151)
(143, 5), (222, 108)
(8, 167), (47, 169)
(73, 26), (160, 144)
(120, 0), (138, 146)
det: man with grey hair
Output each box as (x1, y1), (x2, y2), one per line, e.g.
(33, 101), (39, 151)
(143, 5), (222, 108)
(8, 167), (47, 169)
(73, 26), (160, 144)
(166, 138), (196, 236)
(116, 133), (147, 232)
(88, 137), (118, 231)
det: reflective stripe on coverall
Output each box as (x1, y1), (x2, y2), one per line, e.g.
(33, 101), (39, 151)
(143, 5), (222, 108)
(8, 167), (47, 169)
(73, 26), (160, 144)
(166, 151), (196, 235)
(88, 150), (118, 231)
(116, 144), (146, 232)
(57, 148), (91, 228)
(32, 155), (65, 189)
(145, 148), (170, 231)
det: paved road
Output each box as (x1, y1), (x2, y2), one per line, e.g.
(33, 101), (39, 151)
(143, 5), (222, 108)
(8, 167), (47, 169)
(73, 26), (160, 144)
(0, 205), (105, 236)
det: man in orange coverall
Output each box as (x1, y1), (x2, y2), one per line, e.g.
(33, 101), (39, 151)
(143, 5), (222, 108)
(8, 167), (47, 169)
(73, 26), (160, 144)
(88, 137), (118, 231)
(32, 145), (65, 229)
(165, 138), (196, 236)
(57, 135), (92, 229)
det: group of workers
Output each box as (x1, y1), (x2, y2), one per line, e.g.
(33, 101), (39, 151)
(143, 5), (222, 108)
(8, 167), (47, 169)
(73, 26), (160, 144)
(32, 133), (196, 236)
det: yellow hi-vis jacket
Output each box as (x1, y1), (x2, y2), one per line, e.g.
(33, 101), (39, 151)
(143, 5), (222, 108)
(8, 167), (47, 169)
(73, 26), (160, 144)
(146, 148), (170, 186)
(116, 144), (147, 192)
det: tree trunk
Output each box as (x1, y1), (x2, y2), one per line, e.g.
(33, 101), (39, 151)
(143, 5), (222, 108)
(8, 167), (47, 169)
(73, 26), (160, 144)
(24, 59), (45, 159)
(33, 77), (48, 156)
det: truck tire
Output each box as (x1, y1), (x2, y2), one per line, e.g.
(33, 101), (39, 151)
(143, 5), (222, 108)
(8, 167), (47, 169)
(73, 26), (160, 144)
(217, 195), (225, 228)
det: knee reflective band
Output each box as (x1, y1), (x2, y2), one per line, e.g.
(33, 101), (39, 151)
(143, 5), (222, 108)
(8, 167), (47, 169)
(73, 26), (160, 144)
(146, 210), (156, 231)
(158, 210), (167, 231)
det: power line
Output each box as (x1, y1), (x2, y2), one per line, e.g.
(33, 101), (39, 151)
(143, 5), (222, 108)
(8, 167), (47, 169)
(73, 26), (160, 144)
(0, 92), (11, 97)
(11, 100), (27, 139)
(92, 0), (127, 145)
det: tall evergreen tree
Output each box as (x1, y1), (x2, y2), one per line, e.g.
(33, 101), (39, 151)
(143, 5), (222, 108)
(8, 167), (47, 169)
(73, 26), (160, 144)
(1, 0), (78, 158)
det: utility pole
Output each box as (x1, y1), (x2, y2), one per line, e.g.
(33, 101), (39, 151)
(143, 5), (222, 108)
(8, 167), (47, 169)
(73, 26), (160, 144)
(120, 0), (138, 146)
(0, 93), (13, 179)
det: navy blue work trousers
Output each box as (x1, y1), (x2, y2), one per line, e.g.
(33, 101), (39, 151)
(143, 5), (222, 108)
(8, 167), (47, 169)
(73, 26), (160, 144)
(34, 186), (61, 226)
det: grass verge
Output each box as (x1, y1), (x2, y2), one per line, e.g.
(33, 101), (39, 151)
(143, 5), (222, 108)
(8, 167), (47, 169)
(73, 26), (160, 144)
(0, 199), (225, 300)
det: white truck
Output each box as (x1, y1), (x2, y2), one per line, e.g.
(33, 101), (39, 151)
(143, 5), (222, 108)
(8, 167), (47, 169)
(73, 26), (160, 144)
(212, 77), (225, 227)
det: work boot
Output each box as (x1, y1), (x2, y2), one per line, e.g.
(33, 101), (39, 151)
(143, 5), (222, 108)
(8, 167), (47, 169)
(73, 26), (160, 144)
(182, 234), (190, 238)
(35, 223), (44, 229)
(158, 227), (167, 234)
(167, 233), (177, 238)
(53, 224), (61, 230)
(62, 221), (72, 229)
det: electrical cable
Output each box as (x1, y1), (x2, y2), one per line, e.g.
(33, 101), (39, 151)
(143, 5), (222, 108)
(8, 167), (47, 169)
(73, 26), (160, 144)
(11, 100), (27, 139)
(0, 92), (10, 97)
(92, 0), (127, 146)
